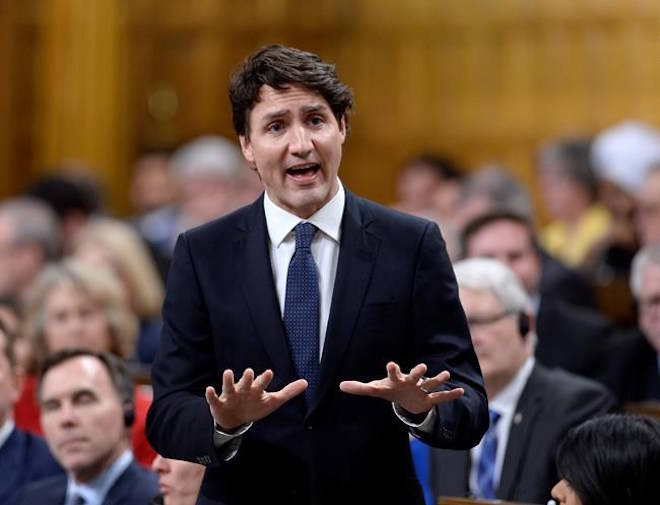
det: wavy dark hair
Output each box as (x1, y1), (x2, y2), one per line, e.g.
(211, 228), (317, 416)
(229, 44), (354, 138)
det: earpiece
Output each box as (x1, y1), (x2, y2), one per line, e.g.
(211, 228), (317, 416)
(518, 312), (530, 337)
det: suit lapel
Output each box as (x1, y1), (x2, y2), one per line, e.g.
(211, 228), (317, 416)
(308, 192), (379, 415)
(497, 365), (543, 499)
(238, 198), (296, 380)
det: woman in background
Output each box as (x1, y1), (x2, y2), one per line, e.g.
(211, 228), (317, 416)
(17, 259), (156, 466)
(73, 217), (165, 363)
(551, 414), (660, 505)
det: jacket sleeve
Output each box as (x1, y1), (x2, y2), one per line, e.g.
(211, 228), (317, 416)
(408, 222), (489, 449)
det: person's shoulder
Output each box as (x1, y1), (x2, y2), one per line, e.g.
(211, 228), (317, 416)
(532, 363), (613, 399)
(186, 198), (260, 240)
(11, 428), (63, 475)
(19, 473), (67, 502)
(347, 191), (435, 234)
(110, 460), (158, 504)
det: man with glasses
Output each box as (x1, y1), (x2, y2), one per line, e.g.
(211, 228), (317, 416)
(428, 258), (614, 504)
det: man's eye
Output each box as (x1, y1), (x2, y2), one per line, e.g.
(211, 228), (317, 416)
(309, 116), (324, 126)
(267, 122), (283, 133)
(41, 400), (60, 413)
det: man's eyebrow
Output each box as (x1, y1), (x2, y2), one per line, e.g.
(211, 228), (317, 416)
(262, 109), (289, 122)
(301, 104), (327, 114)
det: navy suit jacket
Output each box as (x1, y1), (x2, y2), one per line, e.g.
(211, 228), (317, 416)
(147, 191), (488, 505)
(429, 364), (616, 504)
(1, 426), (63, 505)
(18, 459), (158, 505)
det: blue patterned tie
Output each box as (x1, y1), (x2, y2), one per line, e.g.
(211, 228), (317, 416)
(283, 222), (319, 403)
(476, 409), (501, 499)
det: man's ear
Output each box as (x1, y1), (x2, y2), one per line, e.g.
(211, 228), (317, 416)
(339, 116), (347, 144)
(239, 135), (254, 164)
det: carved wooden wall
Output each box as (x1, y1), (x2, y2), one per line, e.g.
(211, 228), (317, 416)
(3, 0), (660, 215)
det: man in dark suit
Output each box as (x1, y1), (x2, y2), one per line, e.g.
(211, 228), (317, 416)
(0, 320), (63, 505)
(146, 45), (488, 505)
(604, 245), (660, 403)
(19, 350), (158, 505)
(460, 210), (614, 382)
(429, 258), (615, 504)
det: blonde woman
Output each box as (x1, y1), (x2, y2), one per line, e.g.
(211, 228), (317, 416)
(16, 259), (156, 467)
(73, 217), (165, 363)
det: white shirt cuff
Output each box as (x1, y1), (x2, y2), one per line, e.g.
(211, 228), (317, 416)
(392, 403), (436, 433)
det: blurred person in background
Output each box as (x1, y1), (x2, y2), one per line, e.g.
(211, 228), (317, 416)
(586, 121), (660, 324)
(635, 164), (660, 247)
(171, 134), (251, 232)
(551, 414), (660, 505)
(0, 317), (63, 505)
(452, 165), (534, 231)
(460, 211), (612, 385)
(429, 258), (615, 503)
(18, 350), (158, 505)
(0, 197), (61, 303)
(72, 217), (165, 364)
(537, 137), (611, 268)
(17, 259), (156, 466)
(394, 153), (462, 218)
(602, 245), (660, 403)
(129, 150), (179, 282)
(150, 455), (205, 505)
(26, 170), (104, 255)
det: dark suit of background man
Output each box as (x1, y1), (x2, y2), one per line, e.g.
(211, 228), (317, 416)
(429, 258), (615, 504)
(146, 44), (488, 505)
(0, 318), (63, 505)
(19, 350), (158, 505)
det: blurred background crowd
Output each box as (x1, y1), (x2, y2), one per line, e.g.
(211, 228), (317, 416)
(1, 1), (660, 504)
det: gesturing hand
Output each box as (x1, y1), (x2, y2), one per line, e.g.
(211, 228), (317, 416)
(205, 368), (307, 431)
(339, 362), (464, 415)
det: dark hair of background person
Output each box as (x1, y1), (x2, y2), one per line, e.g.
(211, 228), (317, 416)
(459, 209), (541, 258)
(26, 172), (104, 218)
(555, 414), (660, 505)
(403, 153), (462, 180)
(537, 137), (598, 201)
(36, 348), (135, 422)
(229, 44), (355, 137)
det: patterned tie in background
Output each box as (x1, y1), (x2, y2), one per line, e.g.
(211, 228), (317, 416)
(283, 222), (320, 404)
(476, 409), (501, 499)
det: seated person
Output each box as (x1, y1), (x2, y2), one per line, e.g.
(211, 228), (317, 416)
(0, 319), (63, 505)
(551, 414), (660, 505)
(429, 258), (615, 503)
(604, 244), (660, 402)
(17, 259), (156, 466)
(18, 349), (158, 505)
(461, 210), (614, 385)
(150, 455), (205, 505)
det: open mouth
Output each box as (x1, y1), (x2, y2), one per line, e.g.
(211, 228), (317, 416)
(286, 163), (321, 181)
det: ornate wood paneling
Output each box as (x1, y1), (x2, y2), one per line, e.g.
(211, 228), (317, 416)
(3, 0), (660, 214)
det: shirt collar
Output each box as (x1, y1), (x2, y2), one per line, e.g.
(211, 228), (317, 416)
(263, 179), (345, 247)
(0, 418), (14, 450)
(489, 357), (535, 417)
(66, 450), (133, 505)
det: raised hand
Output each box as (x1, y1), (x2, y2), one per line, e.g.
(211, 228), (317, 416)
(339, 362), (464, 415)
(205, 368), (307, 431)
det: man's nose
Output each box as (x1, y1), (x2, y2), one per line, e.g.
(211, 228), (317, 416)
(56, 403), (79, 427)
(289, 125), (313, 156)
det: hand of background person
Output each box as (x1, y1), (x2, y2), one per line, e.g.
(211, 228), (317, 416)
(205, 368), (307, 431)
(339, 362), (464, 415)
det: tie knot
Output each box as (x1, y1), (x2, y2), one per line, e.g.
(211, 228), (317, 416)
(489, 409), (501, 427)
(294, 222), (316, 251)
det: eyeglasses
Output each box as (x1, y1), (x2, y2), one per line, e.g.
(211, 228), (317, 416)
(467, 309), (516, 327)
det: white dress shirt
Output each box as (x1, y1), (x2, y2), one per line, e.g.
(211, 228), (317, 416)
(264, 181), (344, 357)
(469, 357), (535, 495)
(0, 418), (14, 450)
